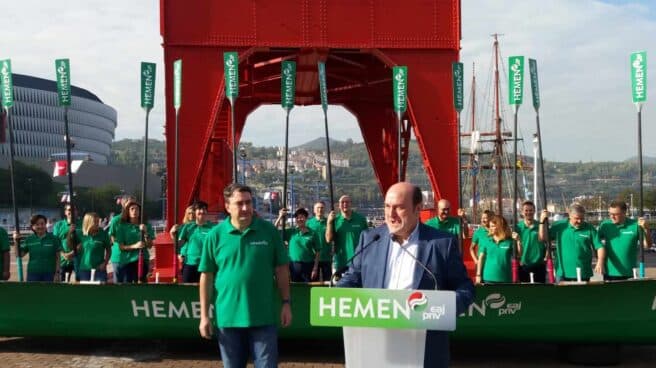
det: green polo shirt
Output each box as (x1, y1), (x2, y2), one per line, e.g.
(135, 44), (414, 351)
(0, 227), (9, 275)
(284, 228), (319, 263)
(113, 221), (154, 265)
(179, 221), (216, 266)
(598, 218), (641, 277)
(307, 216), (331, 262)
(332, 212), (368, 269)
(479, 236), (513, 282)
(75, 229), (111, 271)
(198, 216), (289, 328)
(425, 216), (461, 236)
(108, 214), (122, 263)
(515, 221), (546, 266)
(20, 233), (62, 274)
(549, 220), (602, 279)
(471, 226), (489, 255)
(52, 219), (82, 267)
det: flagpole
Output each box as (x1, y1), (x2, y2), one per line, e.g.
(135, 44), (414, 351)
(138, 108), (150, 284)
(317, 62), (334, 212)
(637, 103), (645, 278)
(512, 105), (519, 283)
(172, 59), (182, 284)
(280, 61), (296, 241)
(508, 56), (524, 284)
(630, 51), (647, 279)
(63, 106), (74, 209)
(5, 108), (24, 282)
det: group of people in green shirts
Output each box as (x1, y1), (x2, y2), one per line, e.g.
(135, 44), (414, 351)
(268, 194), (369, 283)
(464, 200), (651, 283)
(1, 196), (154, 283)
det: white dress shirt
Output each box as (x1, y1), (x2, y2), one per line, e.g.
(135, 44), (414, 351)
(384, 225), (420, 290)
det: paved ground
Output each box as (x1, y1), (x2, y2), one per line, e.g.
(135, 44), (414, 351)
(2, 337), (656, 367)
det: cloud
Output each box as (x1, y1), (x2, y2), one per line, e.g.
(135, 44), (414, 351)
(2, 0), (653, 161)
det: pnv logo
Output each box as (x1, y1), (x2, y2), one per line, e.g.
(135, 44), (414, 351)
(408, 292), (446, 321)
(465, 293), (522, 317)
(407, 292), (427, 312)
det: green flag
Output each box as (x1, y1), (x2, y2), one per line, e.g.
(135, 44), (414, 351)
(0, 59), (14, 108)
(529, 59), (540, 110)
(318, 62), (328, 112)
(393, 66), (408, 114)
(173, 59), (182, 110)
(55, 59), (71, 106)
(223, 51), (239, 102)
(452, 62), (464, 112)
(508, 56), (525, 106)
(140, 62), (156, 110)
(631, 51), (647, 104)
(281, 61), (296, 111)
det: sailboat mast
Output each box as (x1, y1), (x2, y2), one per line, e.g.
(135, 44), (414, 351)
(493, 33), (504, 216)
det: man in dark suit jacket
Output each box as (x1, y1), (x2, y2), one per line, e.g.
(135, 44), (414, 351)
(338, 182), (475, 368)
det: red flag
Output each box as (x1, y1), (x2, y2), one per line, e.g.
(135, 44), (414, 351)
(53, 161), (68, 177)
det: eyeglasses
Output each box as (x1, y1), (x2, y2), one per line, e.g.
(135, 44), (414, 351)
(440, 208), (450, 212)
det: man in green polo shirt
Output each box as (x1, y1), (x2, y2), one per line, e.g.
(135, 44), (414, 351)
(306, 201), (331, 281)
(199, 183), (291, 368)
(326, 195), (368, 273)
(516, 200), (546, 283)
(539, 204), (605, 282)
(426, 199), (468, 253)
(52, 203), (82, 281)
(1, 226), (9, 280)
(598, 200), (650, 280)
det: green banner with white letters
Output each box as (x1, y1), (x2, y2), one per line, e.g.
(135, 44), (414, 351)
(529, 59), (540, 110)
(140, 62), (156, 110)
(310, 287), (456, 330)
(173, 59), (182, 110)
(55, 58), (71, 106)
(318, 62), (328, 111)
(0, 59), (14, 108)
(631, 51), (647, 104)
(223, 52), (239, 101)
(452, 62), (464, 112)
(508, 56), (524, 106)
(393, 66), (408, 114)
(281, 61), (296, 111)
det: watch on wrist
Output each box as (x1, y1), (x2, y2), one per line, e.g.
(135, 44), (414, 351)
(281, 299), (291, 305)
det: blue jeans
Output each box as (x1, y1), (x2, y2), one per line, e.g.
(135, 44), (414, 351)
(27, 272), (55, 282)
(77, 270), (108, 282)
(115, 262), (138, 283)
(217, 325), (278, 368)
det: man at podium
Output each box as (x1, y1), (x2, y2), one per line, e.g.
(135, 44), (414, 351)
(338, 182), (474, 367)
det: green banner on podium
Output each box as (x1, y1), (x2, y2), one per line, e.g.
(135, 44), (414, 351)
(310, 287), (456, 330)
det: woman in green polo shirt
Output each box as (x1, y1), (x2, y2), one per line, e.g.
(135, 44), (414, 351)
(17, 214), (71, 282)
(114, 201), (154, 283)
(68, 212), (111, 282)
(469, 209), (495, 265)
(276, 208), (320, 282)
(178, 201), (215, 283)
(476, 215), (519, 284)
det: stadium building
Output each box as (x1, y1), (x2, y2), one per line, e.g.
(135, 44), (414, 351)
(0, 73), (117, 164)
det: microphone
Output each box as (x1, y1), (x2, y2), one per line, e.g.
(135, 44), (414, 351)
(330, 233), (381, 286)
(396, 239), (439, 290)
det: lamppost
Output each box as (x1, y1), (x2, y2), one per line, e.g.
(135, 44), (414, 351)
(239, 145), (247, 185)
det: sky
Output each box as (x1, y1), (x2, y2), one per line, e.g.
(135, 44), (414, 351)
(2, 0), (654, 162)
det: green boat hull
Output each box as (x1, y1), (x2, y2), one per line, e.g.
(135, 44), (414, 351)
(1, 281), (654, 342)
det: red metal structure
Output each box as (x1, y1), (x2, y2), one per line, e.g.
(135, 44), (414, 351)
(156, 0), (462, 279)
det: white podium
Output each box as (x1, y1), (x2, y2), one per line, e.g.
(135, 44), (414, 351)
(343, 327), (426, 368)
(310, 288), (457, 368)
